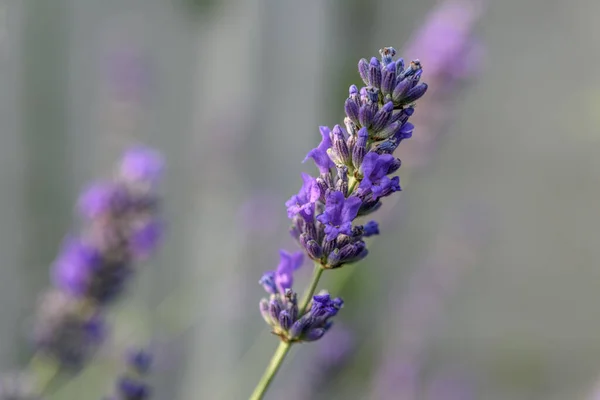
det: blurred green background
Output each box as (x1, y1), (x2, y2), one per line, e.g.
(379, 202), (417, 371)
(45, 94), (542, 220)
(1, 0), (599, 399)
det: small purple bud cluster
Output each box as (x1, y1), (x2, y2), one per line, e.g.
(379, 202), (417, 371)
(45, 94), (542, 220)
(33, 147), (164, 369)
(259, 252), (343, 343)
(104, 349), (152, 400)
(286, 47), (427, 270)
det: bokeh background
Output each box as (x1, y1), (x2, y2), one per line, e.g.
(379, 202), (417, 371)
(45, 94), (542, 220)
(0, 0), (599, 399)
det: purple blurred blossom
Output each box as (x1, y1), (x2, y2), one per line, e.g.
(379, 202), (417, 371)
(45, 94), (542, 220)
(34, 147), (164, 369)
(399, 0), (484, 170)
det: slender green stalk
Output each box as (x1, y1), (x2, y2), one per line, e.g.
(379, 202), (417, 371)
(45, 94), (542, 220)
(248, 262), (324, 400)
(298, 263), (324, 314)
(248, 341), (291, 400)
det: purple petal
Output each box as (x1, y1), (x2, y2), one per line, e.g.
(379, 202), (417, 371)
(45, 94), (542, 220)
(360, 152), (379, 178)
(303, 127), (334, 174)
(341, 196), (362, 224)
(324, 191), (345, 226)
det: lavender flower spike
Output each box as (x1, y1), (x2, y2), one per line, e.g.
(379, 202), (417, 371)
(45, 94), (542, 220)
(251, 45), (427, 400)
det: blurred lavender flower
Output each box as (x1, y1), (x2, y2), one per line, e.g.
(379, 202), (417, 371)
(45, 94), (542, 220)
(104, 349), (152, 400)
(34, 147), (164, 369)
(53, 146), (163, 304)
(399, 0), (484, 169)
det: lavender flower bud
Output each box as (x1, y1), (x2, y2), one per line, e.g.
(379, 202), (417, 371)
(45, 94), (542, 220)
(358, 104), (374, 129)
(368, 57), (382, 88)
(392, 79), (412, 103)
(344, 118), (359, 138)
(299, 234), (323, 259)
(331, 125), (351, 165)
(335, 234), (352, 248)
(289, 316), (311, 340)
(337, 241), (368, 265)
(358, 58), (369, 85)
(322, 239), (336, 258)
(326, 249), (341, 268)
(381, 61), (397, 96)
(269, 299), (282, 323)
(371, 102), (394, 133)
(279, 310), (292, 331)
(401, 82), (428, 104)
(358, 199), (382, 216)
(352, 128), (369, 169)
(344, 91), (360, 124)
(304, 328), (326, 342)
(371, 122), (399, 141)
(372, 139), (398, 154)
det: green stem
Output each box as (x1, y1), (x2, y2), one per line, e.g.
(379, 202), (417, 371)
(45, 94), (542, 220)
(248, 262), (324, 400)
(248, 341), (291, 400)
(298, 263), (324, 315)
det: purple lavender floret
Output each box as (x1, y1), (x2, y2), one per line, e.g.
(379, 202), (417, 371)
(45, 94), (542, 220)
(303, 126), (335, 175)
(258, 250), (304, 295)
(285, 173), (322, 220)
(285, 47), (426, 269)
(316, 191), (362, 241)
